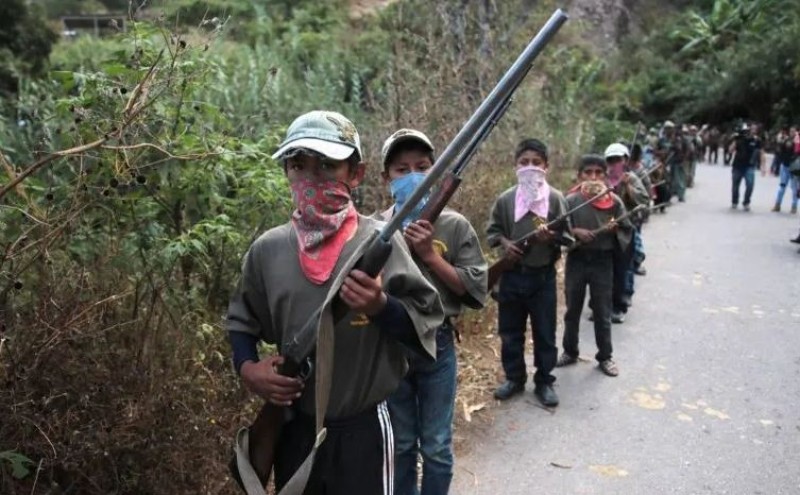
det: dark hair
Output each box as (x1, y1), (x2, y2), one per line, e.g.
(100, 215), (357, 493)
(514, 138), (548, 161)
(384, 140), (435, 170)
(578, 154), (607, 171)
(630, 143), (643, 162)
(346, 150), (361, 170)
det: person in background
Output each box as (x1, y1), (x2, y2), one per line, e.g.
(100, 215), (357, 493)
(655, 121), (688, 203)
(604, 143), (649, 323)
(707, 126), (721, 164)
(729, 123), (763, 212)
(772, 126), (799, 214)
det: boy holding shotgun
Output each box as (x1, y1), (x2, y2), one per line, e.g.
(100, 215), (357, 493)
(380, 128), (488, 495)
(225, 111), (444, 495)
(486, 138), (569, 406)
(556, 155), (633, 377)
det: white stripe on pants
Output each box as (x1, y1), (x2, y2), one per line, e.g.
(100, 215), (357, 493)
(376, 401), (394, 495)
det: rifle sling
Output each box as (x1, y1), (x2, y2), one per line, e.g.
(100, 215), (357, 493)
(232, 230), (379, 495)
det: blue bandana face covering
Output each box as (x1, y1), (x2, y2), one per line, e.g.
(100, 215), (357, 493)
(390, 172), (428, 227)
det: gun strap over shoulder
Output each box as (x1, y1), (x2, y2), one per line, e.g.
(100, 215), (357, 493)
(276, 229), (379, 495)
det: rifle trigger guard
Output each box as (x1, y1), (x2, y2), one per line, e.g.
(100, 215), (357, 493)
(299, 357), (314, 382)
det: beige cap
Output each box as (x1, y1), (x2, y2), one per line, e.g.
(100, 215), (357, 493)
(381, 128), (434, 166)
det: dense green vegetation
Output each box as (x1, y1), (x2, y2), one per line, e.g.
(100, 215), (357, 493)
(617, 0), (800, 126)
(1, 0), (796, 493)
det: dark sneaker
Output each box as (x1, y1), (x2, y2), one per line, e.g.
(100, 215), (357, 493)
(772, 204), (781, 212)
(635, 266), (647, 276)
(790, 235), (800, 244)
(555, 353), (578, 367)
(743, 204), (751, 212)
(534, 384), (559, 407)
(792, 206), (797, 214)
(599, 359), (619, 377)
(731, 204), (738, 210)
(493, 380), (525, 401)
(611, 311), (626, 324)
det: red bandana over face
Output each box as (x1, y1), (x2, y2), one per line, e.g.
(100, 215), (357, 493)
(290, 179), (358, 285)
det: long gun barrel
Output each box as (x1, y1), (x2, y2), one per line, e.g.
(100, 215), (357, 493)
(231, 9), (570, 493)
(418, 10), (569, 224)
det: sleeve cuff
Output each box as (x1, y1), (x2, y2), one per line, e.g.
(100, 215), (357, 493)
(229, 331), (260, 375)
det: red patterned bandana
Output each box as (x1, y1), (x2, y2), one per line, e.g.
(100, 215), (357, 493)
(290, 179), (358, 285)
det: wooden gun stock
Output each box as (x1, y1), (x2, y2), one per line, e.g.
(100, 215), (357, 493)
(418, 173), (462, 224)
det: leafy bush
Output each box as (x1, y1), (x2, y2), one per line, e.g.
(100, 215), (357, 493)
(1, 2), (619, 493)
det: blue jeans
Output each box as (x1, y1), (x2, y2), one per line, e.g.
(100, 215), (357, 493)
(732, 167), (755, 206)
(624, 229), (644, 296)
(775, 163), (799, 208)
(388, 327), (456, 495)
(495, 266), (558, 385)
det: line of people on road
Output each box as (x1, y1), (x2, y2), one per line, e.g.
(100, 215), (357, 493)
(489, 138), (662, 410)
(224, 111), (688, 495)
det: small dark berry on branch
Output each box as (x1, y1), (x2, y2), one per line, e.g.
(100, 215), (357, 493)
(14, 281), (23, 290)
(109, 178), (119, 188)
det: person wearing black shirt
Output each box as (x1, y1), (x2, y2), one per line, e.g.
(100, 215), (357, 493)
(729, 123), (763, 212)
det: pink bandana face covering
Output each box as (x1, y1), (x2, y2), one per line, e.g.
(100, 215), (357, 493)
(290, 179), (358, 285)
(514, 165), (550, 222)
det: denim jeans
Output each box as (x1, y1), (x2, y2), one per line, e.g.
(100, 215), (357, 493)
(495, 265), (558, 386)
(388, 327), (456, 495)
(732, 166), (755, 206)
(623, 229), (644, 298)
(563, 250), (614, 362)
(775, 163), (799, 208)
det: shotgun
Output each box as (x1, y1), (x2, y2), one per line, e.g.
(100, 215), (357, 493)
(486, 186), (610, 288)
(231, 9), (570, 494)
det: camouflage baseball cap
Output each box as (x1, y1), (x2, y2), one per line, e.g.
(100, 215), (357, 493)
(381, 128), (434, 166)
(272, 110), (362, 162)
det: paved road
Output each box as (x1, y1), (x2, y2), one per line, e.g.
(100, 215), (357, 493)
(453, 163), (800, 495)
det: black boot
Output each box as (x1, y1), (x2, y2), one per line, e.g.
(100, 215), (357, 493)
(534, 384), (559, 407)
(493, 380), (525, 400)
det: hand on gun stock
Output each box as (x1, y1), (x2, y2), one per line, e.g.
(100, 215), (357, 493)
(339, 270), (387, 317)
(572, 228), (596, 244)
(500, 237), (525, 263)
(533, 224), (555, 243)
(404, 220), (437, 263)
(241, 356), (304, 407)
